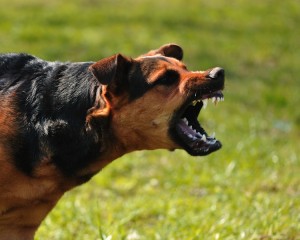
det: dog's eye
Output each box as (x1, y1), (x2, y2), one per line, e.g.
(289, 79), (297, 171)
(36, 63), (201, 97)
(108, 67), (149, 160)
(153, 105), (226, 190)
(156, 70), (179, 86)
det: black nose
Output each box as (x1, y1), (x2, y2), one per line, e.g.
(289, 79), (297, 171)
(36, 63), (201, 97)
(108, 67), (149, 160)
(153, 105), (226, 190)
(208, 67), (225, 81)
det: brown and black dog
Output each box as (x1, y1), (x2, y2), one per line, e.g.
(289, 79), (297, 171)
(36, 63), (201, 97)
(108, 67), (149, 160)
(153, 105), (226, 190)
(0, 44), (224, 239)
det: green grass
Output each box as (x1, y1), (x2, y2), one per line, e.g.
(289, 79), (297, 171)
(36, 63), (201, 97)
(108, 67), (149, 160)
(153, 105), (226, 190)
(1, 0), (300, 239)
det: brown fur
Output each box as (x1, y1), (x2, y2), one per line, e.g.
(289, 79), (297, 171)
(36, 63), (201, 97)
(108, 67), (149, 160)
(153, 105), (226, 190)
(0, 44), (224, 239)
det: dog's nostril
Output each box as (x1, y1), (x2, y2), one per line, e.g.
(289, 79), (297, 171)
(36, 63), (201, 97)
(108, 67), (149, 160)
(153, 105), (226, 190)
(208, 67), (225, 80)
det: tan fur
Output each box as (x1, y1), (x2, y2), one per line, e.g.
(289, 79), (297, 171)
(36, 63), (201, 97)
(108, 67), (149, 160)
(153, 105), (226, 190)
(0, 44), (223, 239)
(0, 94), (66, 239)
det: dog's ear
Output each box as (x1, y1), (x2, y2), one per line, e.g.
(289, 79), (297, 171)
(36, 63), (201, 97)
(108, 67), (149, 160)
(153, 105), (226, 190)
(142, 43), (183, 60)
(89, 54), (131, 92)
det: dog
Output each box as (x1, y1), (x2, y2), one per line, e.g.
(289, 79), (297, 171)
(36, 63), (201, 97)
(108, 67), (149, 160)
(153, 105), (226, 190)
(0, 44), (225, 239)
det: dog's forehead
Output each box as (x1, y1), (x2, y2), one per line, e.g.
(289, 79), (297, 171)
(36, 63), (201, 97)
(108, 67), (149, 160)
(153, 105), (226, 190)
(137, 54), (186, 68)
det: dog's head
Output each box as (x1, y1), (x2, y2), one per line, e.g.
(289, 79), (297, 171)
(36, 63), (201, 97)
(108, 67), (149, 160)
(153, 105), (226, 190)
(89, 44), (225, 156)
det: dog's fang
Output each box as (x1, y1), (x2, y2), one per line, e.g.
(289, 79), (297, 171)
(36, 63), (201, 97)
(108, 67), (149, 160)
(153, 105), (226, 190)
(183, 118), (189, 125)
(202, 99), (208, 109)
(211, 132), (215, 139)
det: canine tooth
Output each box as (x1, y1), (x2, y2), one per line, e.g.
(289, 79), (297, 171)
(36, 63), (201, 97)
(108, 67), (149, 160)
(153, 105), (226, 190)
(211, 132), (215, 139)
(208, 139), (217, 145)
(188, 134), (193, 139)
(213, 97), (219, 105)
(182, 119), (188, 126)
(192, 100), (197, 106)
(201, 134), (207, 142)
(217, 97), (221, 102)
(202, 99), (208, 109)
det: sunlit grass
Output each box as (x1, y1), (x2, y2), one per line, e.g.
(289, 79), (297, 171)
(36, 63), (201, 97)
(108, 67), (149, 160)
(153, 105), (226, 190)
(1, 0), (299, 239)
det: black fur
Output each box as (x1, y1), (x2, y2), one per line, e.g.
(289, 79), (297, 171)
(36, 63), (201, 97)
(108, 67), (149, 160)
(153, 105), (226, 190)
(0, 53), (102, 177)
(127, 58), (180, 100)
(0, 53), (181, 178)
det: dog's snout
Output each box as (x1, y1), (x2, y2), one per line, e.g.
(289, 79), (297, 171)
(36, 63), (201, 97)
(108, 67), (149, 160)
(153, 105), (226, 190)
(208, 67), (225, 81)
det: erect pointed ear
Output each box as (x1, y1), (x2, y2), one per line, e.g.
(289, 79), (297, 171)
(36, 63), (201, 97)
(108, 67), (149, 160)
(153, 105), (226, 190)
(89, 54), (131, 86)
(142, 43), (183, 60)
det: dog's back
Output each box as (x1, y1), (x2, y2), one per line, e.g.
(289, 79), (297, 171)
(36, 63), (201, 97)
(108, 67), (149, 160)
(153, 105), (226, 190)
(0, 53), (100, 172)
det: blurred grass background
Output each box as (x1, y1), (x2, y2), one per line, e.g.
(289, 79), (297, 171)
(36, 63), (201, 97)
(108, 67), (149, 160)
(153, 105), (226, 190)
(1, 0), (300, 239)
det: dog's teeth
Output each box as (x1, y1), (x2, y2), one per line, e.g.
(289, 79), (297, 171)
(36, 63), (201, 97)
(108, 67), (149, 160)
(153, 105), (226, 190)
(213, 97), (219, 105)
(202, 99), (208, 109)
(217, 97), (221, 102)
(182, 118), (189, 126)
(201, 134), (207, 142)
(192, 100), (197, 106)
(188, 134), (193, 139)
(221, 97), (225, 101)
(211, 132), (215, 139)
(194, 129), (200, 136)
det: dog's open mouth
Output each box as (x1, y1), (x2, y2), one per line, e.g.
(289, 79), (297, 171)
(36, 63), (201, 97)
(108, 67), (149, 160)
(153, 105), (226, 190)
(170, 68), (225, 156)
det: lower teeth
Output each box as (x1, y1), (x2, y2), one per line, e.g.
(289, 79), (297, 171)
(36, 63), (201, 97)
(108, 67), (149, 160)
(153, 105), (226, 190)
(180, 118), (216, 144)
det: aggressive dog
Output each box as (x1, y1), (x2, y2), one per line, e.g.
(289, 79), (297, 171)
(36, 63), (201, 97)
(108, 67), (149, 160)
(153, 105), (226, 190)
(0, 44), (225, 239)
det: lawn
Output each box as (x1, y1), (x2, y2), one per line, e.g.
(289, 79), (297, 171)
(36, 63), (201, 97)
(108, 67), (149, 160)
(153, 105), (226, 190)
(1, 0), (300, 239)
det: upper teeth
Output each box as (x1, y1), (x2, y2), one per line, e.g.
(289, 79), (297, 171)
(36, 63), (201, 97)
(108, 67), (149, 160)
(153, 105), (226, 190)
(202, 95), (224, 108)
(183, 94), (223, 144)
(191, 95), (224, 108)
(211, 132), (215, 138)
(192, 99), (202, 106)
(211, 97), (221, 105)
(202, 99), (208, 109)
